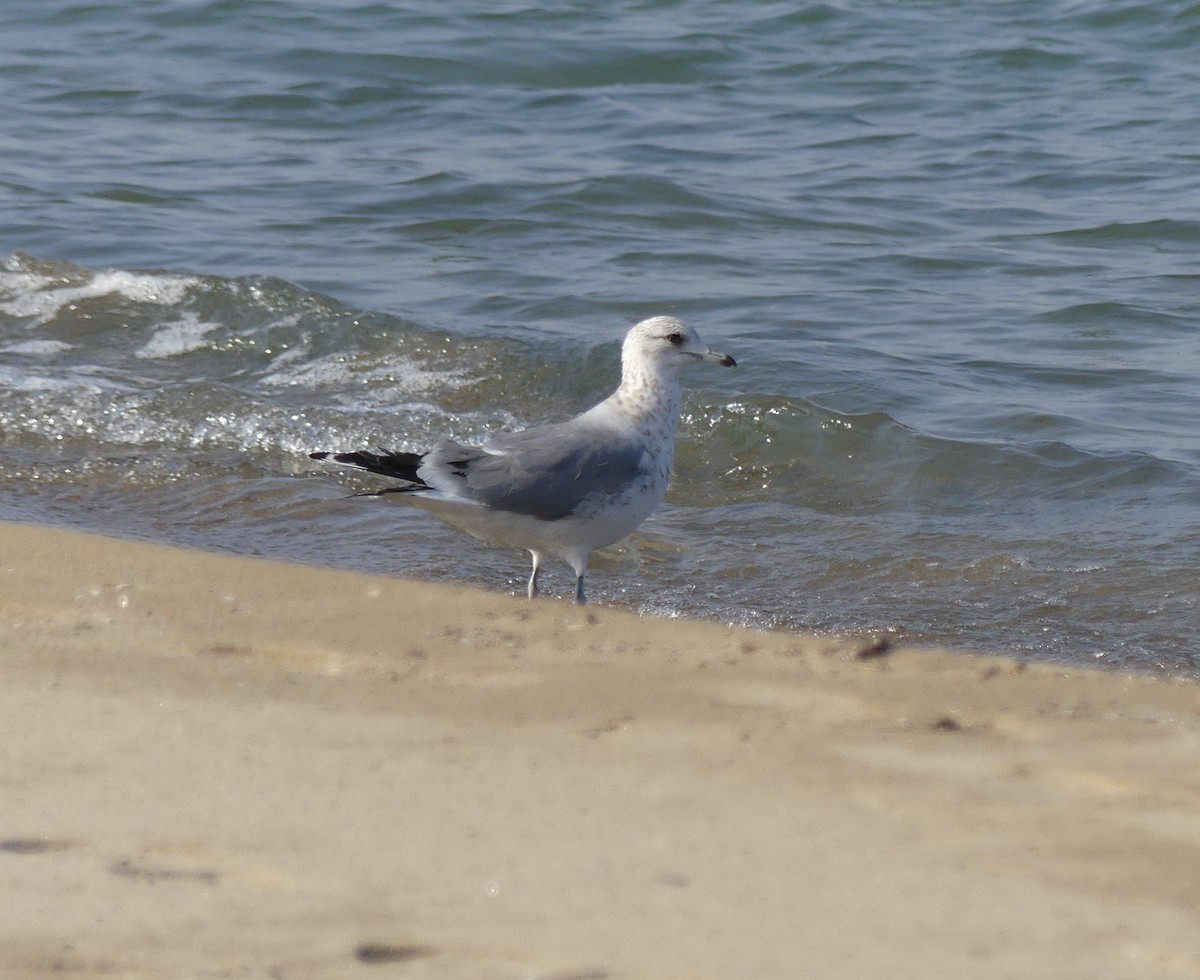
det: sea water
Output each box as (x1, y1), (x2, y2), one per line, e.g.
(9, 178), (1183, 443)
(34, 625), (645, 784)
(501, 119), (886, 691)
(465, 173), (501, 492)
(2, 1), (1199, 671)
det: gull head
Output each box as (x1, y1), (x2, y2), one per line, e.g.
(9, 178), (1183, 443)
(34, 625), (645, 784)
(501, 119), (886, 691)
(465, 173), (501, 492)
(622, 316), (737, 377)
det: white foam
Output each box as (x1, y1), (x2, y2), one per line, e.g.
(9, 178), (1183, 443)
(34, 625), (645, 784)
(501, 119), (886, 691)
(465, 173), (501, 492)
(261, 350), (470, 400)
(135, 312), (223, 359)
(0, 267), (55, 303)
(1, 339), (74, 356)
(0, 269), (200, 324)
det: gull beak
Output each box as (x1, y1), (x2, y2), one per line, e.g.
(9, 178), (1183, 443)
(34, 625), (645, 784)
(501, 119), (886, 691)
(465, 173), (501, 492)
(702, 347), (737, 367)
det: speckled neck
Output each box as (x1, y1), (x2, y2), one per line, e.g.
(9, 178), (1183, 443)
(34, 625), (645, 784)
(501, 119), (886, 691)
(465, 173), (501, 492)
(609, 358), (683, 432)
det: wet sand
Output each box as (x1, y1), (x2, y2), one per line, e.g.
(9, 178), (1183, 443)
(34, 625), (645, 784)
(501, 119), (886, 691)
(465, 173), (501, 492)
(1, 520), (1198, 979)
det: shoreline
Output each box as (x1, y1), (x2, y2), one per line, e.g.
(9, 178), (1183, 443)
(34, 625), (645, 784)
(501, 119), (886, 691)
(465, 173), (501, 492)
(2, 520), (1198, 978)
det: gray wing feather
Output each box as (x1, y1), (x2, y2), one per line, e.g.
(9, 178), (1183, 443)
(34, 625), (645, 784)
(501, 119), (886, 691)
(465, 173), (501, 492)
(422, 421), (645, 521)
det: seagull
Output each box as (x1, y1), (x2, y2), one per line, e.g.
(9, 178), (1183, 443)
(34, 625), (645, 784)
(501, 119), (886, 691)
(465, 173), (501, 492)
(310, 315), (736, 604)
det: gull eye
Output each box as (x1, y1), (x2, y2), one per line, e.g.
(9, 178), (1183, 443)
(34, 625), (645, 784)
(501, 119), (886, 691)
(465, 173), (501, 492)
(665, 332), (684, 346)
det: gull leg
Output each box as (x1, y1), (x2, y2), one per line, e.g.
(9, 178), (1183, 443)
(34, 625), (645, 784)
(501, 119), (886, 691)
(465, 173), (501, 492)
(573, 555), (588, 605)
(564, 550), (589, 605)
(527, 550), (542, 600)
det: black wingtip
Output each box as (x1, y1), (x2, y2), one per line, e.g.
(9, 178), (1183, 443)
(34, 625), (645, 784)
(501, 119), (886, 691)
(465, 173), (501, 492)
(309, 449), (429, 486)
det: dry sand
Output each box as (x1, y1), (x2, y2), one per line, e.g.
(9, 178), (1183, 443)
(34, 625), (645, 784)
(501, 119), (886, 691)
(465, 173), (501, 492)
(1, 519), (1198, 979)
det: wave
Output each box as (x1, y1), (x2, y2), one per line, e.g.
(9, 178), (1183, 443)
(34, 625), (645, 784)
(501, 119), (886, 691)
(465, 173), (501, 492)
(3, 254), (1195, 524)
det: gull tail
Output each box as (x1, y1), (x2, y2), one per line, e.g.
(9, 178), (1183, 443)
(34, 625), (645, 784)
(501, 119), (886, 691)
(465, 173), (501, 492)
(309, 450), (429, 491)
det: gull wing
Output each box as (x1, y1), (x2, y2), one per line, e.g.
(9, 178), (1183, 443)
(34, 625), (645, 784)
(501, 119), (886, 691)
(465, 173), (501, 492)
(421, 421), (647, 521)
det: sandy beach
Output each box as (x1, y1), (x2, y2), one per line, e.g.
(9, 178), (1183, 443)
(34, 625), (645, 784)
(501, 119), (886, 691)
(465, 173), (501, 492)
(1, 520), (1198, 979)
